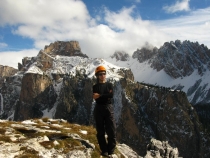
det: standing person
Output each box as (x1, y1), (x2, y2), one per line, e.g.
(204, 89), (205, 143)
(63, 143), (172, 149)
(93, 65), (116, 157)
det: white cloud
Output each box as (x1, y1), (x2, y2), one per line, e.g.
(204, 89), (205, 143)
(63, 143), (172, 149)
(155, 7), (210, 46)
(0, 43), (8, 48)
(163, 0), (190, 13)
(0, 0), (89, 26)
(0, 49), (38, 68)
(102, 6), (169, 48)
(0, 0), (92, 44)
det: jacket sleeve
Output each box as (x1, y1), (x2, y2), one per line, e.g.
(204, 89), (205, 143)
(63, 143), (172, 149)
(93, 85), (97, 93)
(100, 83), (113, 98)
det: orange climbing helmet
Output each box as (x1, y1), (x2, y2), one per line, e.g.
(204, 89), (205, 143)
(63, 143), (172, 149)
(95, 65), (106, 75)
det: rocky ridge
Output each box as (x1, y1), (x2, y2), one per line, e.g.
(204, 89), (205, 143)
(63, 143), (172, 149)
(131, 40), (210, 105)
(132, 40), (210, 79)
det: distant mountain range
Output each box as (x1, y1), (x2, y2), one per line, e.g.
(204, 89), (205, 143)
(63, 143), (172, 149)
(107, 40), (210, 105)
(0, 40), (210, 157)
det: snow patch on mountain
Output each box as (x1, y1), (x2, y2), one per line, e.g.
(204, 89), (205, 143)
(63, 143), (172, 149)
(25, 65), (43, 75)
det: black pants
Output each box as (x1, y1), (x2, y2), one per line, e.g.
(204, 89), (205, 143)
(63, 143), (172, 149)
(94, 104), (116, 154)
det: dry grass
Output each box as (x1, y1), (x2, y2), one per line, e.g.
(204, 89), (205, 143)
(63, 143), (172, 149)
(14, 148), (39, 158)
(0, 128), (6, 134)
(0, 135), (12, 142)
(39, 141), (55, 149)
(0, 121), (19, 132)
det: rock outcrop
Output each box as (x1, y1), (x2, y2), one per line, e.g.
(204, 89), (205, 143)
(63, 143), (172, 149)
(111, 51), (130, 61)
(132, 47), (157, 63)
(0, 65), (18, 86)
(43, 41), (88, 58)
(0, 65), (18, 77)
(145, 138), (179, 158)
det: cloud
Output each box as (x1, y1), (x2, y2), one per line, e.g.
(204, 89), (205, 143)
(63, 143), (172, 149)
(0, 0), (90, 26)
(101, 6), (169, 47)
(0, 49), (38, 68)
(0, 43), (8, 49)
(155, 7), (210, 45)
(163, 0), (190, 13)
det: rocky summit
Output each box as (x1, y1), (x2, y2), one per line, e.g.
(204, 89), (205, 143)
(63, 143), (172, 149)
(0, 40), (210, 158)
(0, 118), (181, 158)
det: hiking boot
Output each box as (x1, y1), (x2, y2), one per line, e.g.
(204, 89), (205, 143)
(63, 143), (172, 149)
(101, 152), (109, 157)
(108, 151), (114, 155)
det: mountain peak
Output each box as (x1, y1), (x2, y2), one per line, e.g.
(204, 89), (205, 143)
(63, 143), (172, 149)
(0, 65), (18, 87)
(110, 51), (130, 61)
(43, 41), (88, 58)
(0, 65), (18, 77)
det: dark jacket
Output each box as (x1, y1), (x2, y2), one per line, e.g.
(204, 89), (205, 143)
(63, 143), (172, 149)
(93, 82), (113, 105)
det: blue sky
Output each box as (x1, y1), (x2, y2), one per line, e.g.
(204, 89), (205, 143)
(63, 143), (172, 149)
(0, 0), (210, 68)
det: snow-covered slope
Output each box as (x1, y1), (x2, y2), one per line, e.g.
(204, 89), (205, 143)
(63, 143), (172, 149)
(106, 57), (210, 104)
(26, 55), (129, 81)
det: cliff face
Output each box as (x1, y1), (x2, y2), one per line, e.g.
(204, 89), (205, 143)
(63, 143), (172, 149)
(0, 65), (19, 119)
(0, 65), (18, 86)
(0, 65), (18, 77)
(54, 75), (94, 124)
(14, 73), (55, 120)
(114, 80), (210, 157)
